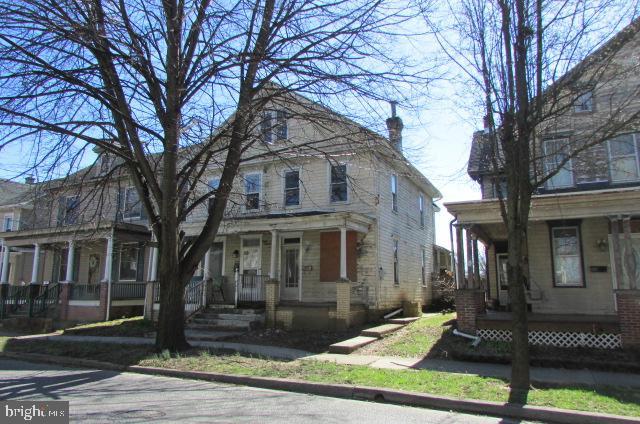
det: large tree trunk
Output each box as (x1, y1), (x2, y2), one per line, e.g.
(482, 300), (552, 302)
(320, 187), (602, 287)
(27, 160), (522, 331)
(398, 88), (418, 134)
(155, 248), (190, 351)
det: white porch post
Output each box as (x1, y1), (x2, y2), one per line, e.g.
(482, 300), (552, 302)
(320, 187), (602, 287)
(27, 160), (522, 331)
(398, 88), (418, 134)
(150, 246), (159, 281)
(31, 243), (41, 284)
(103, 236), (114, 283)
(64, 240), (75, 283)
(1, 244), (10, 284)
(610, 216), (624, 289)
(203, 247), (211, 280)
(270, 230), (278, 279)
(623, 216), (637, 290)
(340, 227), (348, 280)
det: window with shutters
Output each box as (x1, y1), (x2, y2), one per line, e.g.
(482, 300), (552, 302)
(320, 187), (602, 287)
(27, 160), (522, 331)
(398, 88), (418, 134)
(261, 109), (288, 144)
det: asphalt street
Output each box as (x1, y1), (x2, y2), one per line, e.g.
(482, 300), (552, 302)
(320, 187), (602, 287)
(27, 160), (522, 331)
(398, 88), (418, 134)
(0, 358), (523, 423)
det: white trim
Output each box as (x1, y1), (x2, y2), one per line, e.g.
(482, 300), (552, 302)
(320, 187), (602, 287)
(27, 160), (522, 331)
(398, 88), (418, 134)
(213, 236), (226, 277)
(279, 232), (303, 301)
(550, 225), (584, 287)
(418, 194), (425, 228)
(68, 300), (100, 307)
(391, 174), (398, 213)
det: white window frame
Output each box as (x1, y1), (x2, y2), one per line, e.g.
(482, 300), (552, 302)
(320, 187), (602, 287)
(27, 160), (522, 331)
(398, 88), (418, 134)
(329, 163), (349, 204)
(118, 243), (140, 282)
(123, 186), (142, 220)
(261, 109), (288, 144)
(3, 213), (14, 232)
(283, 168), (301, 208)
(391, 174), (398, 212)
(393, 239), (399, 285)
(418, 194), (425, 227)
(607, 133), (640, 183)
(543, 138), (574, 189)
(550, 225), (584, 288)
(244, 172), (262, 212)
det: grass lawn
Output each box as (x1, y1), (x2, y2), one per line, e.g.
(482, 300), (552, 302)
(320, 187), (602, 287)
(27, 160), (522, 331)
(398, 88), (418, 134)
(1, 336), (639, 417)
(61, 316), (156, 338)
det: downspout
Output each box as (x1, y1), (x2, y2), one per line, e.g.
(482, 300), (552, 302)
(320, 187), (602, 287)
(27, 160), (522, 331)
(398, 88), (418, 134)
(449, 216), (458, 288)
(106, 228), (114, 321)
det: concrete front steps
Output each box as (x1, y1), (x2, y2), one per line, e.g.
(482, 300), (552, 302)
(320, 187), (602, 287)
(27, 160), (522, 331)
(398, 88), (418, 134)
(328, 317), (419, 354)
(185, 305), (265, 342)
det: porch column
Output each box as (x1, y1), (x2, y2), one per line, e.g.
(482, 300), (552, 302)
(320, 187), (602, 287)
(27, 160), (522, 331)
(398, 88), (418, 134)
(64, 240), (75, 283)
(472, 235), (480, 289)
(203, 247), (211, 280)
(270, 230), (279, 279)
(102, 236), (114, 283)
(340, 227), (348, 280)
(623, 216), (637, 290)
(150, 245), (159, 281)
(465, 227), (474, 288)
(610, 216), (624, 289)
(455, 225), (465, 288)
(30, 243), (41, 284)
(1, 244), (9, 284)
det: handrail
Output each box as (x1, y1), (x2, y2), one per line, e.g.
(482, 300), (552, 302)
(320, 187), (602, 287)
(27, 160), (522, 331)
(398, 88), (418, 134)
(184, 279), (205, 320)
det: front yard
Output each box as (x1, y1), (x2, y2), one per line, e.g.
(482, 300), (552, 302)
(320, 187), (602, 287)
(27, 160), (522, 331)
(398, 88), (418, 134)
(1, 335), (640, 417)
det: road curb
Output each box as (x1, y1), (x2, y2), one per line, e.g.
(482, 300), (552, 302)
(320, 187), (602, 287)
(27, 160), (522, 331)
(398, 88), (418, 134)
(2, 352), (638, 424)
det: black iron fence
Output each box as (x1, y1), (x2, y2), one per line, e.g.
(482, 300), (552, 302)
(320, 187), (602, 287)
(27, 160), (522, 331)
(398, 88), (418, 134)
(29, 283), (61, 317)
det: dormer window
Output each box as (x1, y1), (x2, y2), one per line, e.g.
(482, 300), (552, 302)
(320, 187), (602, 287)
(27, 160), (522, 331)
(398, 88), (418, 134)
(261, 110), (288, 144)
(574, 91), (593, 113)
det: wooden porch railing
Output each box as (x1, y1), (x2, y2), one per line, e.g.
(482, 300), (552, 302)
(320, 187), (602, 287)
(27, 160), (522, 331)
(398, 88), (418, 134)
(112, 282), (146, 300)
(70, 284), (100, 301)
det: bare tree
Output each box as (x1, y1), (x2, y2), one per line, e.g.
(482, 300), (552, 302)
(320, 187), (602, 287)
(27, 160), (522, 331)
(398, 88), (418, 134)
(0, 0), (426, 351)
(424, 0), (640, 395)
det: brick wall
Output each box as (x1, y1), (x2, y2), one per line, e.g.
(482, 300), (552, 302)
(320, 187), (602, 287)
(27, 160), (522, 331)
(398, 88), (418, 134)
(455, 288), (486, 334)
(616, 289), (640, 349)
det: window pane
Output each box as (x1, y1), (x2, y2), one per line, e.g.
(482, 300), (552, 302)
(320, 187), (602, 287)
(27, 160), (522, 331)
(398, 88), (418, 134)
(611, 157), (639, 181)
(391, 175), (397, 193)
(124, 189), (141, 218)
(331, 165), (346, 184)
(544, 139), (573, 188)
(331, 183), (347, 202)
(285, 170), (299, 189)
(246, 193), (260, 210)
(209, 178), (220, 190)
(276, 110), (287, 140)
(119, 245), (139, 280)
(285, 188), (299, 206)
(554, 256), (582, 285)
(609, 134), (635, 156)
(261, 112), (273, 144)
(245, 174), (260, 193)
(552, 227), (583, 286)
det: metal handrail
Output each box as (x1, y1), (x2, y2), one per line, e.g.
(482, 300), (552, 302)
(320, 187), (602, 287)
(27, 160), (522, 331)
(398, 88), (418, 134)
(29, 283), (61, 317)
(184, 279), (205, 320)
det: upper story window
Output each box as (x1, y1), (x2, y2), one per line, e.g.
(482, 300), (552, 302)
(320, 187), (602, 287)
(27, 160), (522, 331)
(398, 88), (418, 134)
(330, 164), (348, 203)
(393, 239), (399, 285)
(492, 177), (507, 198)
(284, 169), (300, 207)
(244, 173), (262, 211)
(3, 213), (14, 232)
(550, 225), (584, 287)
(59, 195), (79, 226)
(123, 187), (142, 219)
(608, 133), (640, 182)
(261, 110), (288, 144)
(543, 139), (574, 189)
(391, 175), (398, 212)
(574, 91), (594, 113)
(418, 194), (425, 227)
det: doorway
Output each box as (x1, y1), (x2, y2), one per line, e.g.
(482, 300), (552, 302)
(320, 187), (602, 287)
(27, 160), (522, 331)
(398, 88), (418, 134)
(281, 237), (301, 301)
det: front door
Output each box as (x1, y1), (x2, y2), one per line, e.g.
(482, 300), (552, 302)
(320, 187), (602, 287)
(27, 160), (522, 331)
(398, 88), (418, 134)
(240, 238), (261, 300)
(497, 253), (509, 306)
(281, 238), (300, 300)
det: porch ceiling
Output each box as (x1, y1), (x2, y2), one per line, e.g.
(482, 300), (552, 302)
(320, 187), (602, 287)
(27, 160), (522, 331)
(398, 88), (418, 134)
(0, 221), (150, 247)
(446, 186), (640, 225)
(181, 211), (375, 237)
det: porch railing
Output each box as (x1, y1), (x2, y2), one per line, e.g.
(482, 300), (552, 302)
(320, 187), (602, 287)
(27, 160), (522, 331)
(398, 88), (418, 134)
(70, 284), (101, 301)
(184, 279), (205, 320)
(29, 283), (61, 317)
(112, 282), (146, 300)
(207, 276), (227, 304)
(236, 273), (267, 304)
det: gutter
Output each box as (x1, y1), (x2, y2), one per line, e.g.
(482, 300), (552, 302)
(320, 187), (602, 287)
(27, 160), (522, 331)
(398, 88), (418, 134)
(449, 216), (457, 287)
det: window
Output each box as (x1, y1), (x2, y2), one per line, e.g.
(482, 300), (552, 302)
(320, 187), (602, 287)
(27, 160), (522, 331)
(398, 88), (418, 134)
(119, 244), (140, 281)
(543, 139), (573, 189)
(61, 195), (79, 225)
(244, 173), (261, 211)
(123, 187), (142, 219)
(608, 133), (640, 182)
(492, 177), (508, 198)
(393, 239), (399, 285)
(3, 214), (13, 232)
(574, 91), (593, 113)
(284, 170), (300, 206)
(421, 247), (427, 286)
(418, 195), (425, 227)
(261, 110), (287, 144)
(330, 164), (348, 202)
(551, 226), (584, 287)
(391, 175), (398, 212)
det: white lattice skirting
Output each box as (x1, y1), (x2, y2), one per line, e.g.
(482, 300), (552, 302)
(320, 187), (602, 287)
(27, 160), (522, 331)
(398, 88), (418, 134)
(478, 329), (621, 349)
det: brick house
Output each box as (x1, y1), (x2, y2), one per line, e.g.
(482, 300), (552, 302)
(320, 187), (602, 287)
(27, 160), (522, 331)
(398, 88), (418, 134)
(0, 91), (441, 330)
(445, 21), (640, 349)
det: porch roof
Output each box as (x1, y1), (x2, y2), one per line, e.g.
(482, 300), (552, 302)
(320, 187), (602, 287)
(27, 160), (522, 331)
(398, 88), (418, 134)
(181, 211), (375, 237)
(0, 221), (150, 247)
(445, 186), (640, 225)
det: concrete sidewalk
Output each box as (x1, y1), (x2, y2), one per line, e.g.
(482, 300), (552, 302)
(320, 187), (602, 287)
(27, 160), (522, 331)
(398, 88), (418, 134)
(304, 353), (640, 388)
(10, 333), (640, 388)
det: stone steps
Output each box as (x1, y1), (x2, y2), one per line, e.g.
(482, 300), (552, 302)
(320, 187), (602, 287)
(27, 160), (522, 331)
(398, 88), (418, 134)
(387, 317), (420, 325)
(328, 315), (422, 354)
(328, 336), (379, 354)
(186, 306), (265, 334)
(360, 323), (405, 338)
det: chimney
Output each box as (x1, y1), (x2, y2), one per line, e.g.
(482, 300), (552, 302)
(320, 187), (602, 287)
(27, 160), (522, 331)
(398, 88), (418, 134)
(386, 101), (403, 154)
(24, 175), (35, 184)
